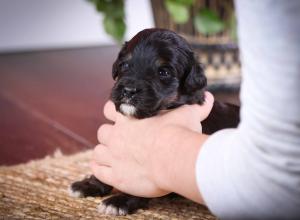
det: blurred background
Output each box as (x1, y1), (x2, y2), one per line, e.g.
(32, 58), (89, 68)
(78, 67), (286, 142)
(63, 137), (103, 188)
(0, 0), (240, 165)
(0, 0), (154, 51)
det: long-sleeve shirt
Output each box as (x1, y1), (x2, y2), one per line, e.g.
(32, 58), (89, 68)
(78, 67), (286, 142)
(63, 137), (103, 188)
(196, 1), (300, 219)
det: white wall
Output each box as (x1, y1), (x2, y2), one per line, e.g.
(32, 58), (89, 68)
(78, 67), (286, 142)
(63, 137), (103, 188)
(0, 0), (154, 52)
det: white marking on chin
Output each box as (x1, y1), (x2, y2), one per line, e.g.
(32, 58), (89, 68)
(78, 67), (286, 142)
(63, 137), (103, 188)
(120, 104), (136, 116)
(67, 186), (83, 198)
(98, 203), (127, 216)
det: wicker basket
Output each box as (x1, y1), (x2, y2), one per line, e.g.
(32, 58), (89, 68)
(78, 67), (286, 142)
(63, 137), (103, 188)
(151, 0), (241, 89)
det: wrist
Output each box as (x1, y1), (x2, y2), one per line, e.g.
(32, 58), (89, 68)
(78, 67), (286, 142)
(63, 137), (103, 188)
(150, 125), (208, 203)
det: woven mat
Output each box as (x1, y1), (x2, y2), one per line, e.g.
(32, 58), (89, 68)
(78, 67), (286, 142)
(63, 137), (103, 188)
(0, 150), (216, 219)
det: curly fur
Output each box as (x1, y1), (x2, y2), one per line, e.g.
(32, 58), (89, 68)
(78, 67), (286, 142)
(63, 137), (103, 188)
(70, 28), (240, 216)
(111, 28), (207, 118)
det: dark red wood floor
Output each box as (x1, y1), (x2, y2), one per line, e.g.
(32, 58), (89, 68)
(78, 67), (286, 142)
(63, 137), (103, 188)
(0, 46), (239, 165)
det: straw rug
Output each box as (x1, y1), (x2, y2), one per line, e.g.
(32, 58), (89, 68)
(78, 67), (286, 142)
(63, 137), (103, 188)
(0, 150), (217, 219)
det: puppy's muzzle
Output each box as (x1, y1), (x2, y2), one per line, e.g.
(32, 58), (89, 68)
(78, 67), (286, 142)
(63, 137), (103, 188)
(122, 87), (138, 99)
(111, 77), (161, 118)
(117, 78), (144, 103)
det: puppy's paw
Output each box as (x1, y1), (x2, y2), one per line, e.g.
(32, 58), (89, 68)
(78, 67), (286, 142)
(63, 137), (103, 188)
(69, 175), (113, 198)
(98, 203), (127, 216)
(98, 194), (149, 216)
(68, 185), (84, 198)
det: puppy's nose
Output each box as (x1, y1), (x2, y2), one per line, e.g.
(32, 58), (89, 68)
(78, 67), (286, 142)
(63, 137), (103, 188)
(122, 87), (137, 98)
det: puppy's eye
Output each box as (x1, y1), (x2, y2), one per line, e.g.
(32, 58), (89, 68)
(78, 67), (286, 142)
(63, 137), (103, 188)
(120, 62), (129, 70)
(158, 69), (170, 78)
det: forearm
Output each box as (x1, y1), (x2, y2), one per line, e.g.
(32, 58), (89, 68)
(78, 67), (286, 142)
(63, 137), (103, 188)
(195, 1), (300, 219)
(151, 125), (209, 203)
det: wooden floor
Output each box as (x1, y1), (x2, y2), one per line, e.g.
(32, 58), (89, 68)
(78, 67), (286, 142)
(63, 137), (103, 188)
(0, 46), (239, 165)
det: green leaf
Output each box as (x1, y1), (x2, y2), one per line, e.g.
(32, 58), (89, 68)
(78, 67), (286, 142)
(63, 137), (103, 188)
(88, 0), (126, 43)
(103, 0), (125, 18)
(194, 8), (225, 35)
(89, 0), (106, 12)
(228, 12), (237, 41)
(172, 0), (194, 6)
(91, 0), (124, 18)
(165, 0), (190, 24)
(103, 16), (126, 42)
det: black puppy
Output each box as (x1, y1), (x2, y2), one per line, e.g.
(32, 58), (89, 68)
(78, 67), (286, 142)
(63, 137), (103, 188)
(69, 28), (240, 215)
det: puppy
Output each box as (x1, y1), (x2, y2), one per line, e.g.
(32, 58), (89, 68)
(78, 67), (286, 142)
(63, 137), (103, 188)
(69, 28), (240, 215)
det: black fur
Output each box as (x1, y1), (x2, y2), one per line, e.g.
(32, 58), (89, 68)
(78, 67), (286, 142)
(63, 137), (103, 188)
(101, 194), (149, 215)
(70, 175), (112, 197)
(111, 28), (207, 118)
(70, 28), (240, 215)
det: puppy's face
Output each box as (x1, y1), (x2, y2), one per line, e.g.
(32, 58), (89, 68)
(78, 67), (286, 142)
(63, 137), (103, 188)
(111, 28), (207, 119)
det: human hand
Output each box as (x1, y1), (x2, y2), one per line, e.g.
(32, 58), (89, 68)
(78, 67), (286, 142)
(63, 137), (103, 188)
(91, 92), (214, 199)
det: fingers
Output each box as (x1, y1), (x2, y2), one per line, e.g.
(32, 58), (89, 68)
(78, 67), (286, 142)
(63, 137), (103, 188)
(92, 144), (112, 166)
(102, 93), (213, 136)
(91, 144), (114, 185)
(97, 124), (113, 144)
(199, 91), (214, 120)
(103, 100), (119, 122)
(183, 91), (214, 120)
(90, 161), (114, 186)
(204, 91), (214, 105)
(166, 91), (214, 126)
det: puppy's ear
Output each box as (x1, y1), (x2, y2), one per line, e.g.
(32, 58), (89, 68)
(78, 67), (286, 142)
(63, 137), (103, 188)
(112, 60), (119, 80)
(184, 60), (207, 93)
(112, 42), (128, 80)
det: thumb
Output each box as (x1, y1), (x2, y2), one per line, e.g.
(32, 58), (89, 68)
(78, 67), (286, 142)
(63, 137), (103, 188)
(195, 91), (214, 121)
(167, 91), (214, 125)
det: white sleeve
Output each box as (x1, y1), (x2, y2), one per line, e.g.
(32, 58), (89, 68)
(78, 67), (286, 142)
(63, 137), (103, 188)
(196, 1), (300, 219)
